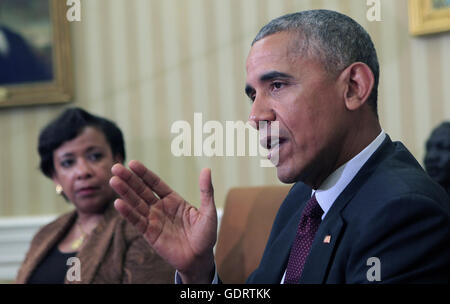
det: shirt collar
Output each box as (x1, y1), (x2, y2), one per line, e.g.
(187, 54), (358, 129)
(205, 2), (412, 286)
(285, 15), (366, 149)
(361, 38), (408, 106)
(314, 130), (386, 219)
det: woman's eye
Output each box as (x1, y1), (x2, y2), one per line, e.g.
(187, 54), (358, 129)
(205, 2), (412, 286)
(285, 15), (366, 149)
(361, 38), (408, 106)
(89, 152), (103, 161)
(60, 159), (73, 168)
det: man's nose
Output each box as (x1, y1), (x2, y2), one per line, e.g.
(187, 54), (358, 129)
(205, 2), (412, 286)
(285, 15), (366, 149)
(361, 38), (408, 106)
(75, 159), (94, 179)
(248, 96), (275, 130)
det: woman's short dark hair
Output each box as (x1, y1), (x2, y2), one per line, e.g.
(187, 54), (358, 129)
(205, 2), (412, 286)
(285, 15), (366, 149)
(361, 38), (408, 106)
(38, 107), (126, 178)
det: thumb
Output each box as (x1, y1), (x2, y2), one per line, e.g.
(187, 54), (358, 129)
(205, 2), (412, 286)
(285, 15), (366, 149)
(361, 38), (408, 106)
(199, 168), (215, 213)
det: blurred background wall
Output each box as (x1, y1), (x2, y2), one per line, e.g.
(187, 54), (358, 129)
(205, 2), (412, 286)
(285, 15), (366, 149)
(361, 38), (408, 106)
(0, 0), (449, 217)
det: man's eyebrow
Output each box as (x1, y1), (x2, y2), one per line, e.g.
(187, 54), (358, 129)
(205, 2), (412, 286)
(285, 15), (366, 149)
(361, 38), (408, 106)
(260, 71), (294, 82)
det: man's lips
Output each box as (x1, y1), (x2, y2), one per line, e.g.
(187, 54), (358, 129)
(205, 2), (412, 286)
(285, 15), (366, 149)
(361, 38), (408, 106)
(259, 137), (286, 150)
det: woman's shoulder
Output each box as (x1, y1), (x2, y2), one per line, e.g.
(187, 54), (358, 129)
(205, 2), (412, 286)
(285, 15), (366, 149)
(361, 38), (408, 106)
(32, 210), (76, 242)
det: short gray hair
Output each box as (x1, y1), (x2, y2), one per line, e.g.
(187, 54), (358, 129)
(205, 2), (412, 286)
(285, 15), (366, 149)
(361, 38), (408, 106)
(253, 10), (380, 115)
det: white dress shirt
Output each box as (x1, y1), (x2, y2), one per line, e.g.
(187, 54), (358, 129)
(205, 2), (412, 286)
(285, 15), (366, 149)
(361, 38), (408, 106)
(280, 130), (386, 283)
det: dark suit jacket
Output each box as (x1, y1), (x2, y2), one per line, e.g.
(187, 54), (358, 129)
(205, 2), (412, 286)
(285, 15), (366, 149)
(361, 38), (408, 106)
(16, 203), (175, 284)
(247, 136), (450, 283)
(0, 26), (52, 85)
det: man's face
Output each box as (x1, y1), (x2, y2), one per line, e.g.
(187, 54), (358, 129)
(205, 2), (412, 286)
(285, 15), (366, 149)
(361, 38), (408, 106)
(424, 127), (450, 184)
(245, 31), (348, 186)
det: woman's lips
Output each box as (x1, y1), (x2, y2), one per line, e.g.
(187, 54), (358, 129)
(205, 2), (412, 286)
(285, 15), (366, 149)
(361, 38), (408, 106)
(76, 186), (100, 197)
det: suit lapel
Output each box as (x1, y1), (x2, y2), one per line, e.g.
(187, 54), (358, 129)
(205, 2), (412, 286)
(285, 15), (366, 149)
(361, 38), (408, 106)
(249, 137), (395, 284)
(299, 212), (344, 283)
(299, 136), (394, 283)
(259, 206), (304, 282)
(299, 182), (358, 284)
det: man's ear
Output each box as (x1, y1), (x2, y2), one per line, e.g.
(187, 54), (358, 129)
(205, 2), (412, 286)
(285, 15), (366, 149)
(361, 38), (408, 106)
(341, 62), (374, 111)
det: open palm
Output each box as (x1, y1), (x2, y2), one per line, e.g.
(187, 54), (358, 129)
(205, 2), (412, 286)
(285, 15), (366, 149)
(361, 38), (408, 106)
(110, 160), (217, 282)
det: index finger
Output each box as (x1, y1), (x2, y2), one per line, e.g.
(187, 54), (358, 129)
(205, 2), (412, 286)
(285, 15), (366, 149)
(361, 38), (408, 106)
(128, 160), (173, 199)
(110, 163), (159, 207)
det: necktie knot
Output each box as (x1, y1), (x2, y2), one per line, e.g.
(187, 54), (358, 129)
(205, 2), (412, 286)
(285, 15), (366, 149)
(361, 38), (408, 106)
(303, 194), (324, 219)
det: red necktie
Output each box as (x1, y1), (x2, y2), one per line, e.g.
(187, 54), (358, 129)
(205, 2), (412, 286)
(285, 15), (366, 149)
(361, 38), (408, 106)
(284, 194), (323, 284)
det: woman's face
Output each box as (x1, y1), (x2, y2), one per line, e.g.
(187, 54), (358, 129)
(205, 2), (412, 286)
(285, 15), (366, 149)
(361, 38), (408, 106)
(52, 127), (121, 214)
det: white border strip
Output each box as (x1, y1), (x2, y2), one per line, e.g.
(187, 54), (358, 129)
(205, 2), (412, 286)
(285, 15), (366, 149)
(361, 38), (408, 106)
(0, 215), (56, 282)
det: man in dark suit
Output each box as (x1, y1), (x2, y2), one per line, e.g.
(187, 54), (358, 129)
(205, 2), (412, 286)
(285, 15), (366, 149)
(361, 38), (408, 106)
(109, 10), (449, 283)
(0, 25), (52, 85)
(424, 122), (450, 196)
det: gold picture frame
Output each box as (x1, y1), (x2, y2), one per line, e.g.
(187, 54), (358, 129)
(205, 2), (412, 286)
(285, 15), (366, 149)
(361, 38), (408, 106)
(0, 0), (73, 108)
(409, 0), (450, 35)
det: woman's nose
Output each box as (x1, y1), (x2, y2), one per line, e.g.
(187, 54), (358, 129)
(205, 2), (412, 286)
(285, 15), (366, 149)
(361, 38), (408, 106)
(74, 159), (94, 179)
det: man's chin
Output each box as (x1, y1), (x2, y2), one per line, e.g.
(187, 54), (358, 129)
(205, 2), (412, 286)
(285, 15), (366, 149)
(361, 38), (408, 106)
(276, 163), (317, 186)
(276, 166), (299, 184)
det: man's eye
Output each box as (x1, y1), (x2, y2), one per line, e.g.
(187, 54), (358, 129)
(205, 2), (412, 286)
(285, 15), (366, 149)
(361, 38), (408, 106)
(272, 82), (284, 90)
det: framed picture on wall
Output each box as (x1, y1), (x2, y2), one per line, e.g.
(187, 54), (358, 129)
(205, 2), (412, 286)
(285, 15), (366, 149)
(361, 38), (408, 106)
(0, 0), (73, 108)
(409, 0), (450, 35)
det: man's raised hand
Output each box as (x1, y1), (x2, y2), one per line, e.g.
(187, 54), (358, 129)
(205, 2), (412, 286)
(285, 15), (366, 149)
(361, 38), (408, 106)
(109, 160), (217, 283)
